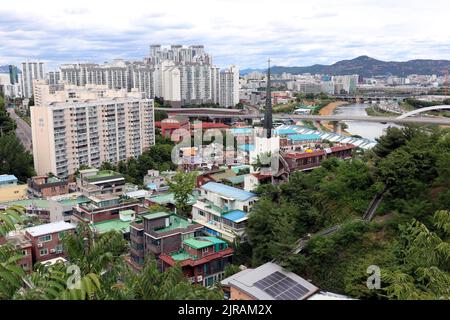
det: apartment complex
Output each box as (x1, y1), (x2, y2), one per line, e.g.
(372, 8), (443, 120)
(21, 61), (45, 98)
(192, 182), (258, 242)
(30, 83), (155, 177)
(58, 45), (239, 108)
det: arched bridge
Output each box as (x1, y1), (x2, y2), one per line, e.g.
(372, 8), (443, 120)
(396, 105), (450, 119)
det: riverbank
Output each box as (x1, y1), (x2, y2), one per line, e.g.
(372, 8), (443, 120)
(316, 101), (352, 135)
(319, 100), (349, 116)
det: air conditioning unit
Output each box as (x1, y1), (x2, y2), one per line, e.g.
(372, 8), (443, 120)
(197, 275), (203, 283)
(50, 249), (56, 253)
(37, 243), (43, 248)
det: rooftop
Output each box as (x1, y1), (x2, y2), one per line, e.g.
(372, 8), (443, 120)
(26, 221), (76, 237)
(222, 210), (248, 223)
(0, 199), (51, 208)
(147, 192), (197, 205)
(83, 170), (124, 182)
(201, 182), (257, 201)
(142, 211), (171, 220)
(183, 236), (227, 250)
(91, 219), (132, 234)
(221, 262), (319, 300)
(0, 174), (18, 183)
(230, 127), (253, 135)
(289, 134), (321, 141)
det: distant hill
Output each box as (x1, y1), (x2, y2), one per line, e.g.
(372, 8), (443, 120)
(269, 56), (450, 77)
(240, 68), (266, 76)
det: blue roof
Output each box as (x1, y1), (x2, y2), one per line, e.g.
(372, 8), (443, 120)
(201, 182), (257, 201)
(238, 144), (255, 152)
(0, 175), (18, 183)
(146, 183), (157, 190)
(230, 128), (253, 135)
(222, 210), (248, 223)
(289, 134), (321, 141)
(275, 129), (298, 135)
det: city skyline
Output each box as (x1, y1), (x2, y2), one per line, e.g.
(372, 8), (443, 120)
(1, 0), (450, 70)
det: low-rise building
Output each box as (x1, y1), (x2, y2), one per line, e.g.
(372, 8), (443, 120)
(77, 168), (126, 196)
(25, 221), (76, 264)
(4, 232), (33, 273)
(221, 262), (353, 300)
(160, 236), (233, 287)
(0, 174), (27, 203)
(73, 193), (143, 224)
(129, 211), (203, 269)
(27, 175), (69, 199)
(192, 182), (258, 242)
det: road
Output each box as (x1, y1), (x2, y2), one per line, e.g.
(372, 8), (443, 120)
(155, 108), (450, 125)
(7, 108), (33, 152)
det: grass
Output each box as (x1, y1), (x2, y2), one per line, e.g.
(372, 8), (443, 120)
(365, 105), (398, 117)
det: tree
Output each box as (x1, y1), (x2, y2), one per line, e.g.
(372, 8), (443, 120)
(224, 264), (241, 278)
(0, 134), (35, 181)
(167, 171), (197, 216)
(382, 211), (450, 300)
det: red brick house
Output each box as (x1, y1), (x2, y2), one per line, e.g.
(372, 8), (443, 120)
(25, 221), (76, 264)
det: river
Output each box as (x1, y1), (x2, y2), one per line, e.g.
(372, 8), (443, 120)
(333, 103), (399, 140)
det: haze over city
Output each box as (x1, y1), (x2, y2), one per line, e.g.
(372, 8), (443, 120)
(1, 0), (450, 69)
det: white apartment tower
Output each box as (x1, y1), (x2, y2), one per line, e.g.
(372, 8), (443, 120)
(21, 61), (45, 98)
(219, 65), (240, 107)
(31, 83), (155, 177)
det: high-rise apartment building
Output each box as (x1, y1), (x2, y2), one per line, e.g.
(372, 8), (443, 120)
(0, 65), (22, 98)
(219, 65), (240, 107)
(31, 83), (155, 177)
(21, 61), (45, 98)
(56, 45), (238, 108)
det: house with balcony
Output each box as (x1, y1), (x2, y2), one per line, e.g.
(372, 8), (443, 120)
(191, 182), (258, 242)
(24, 221), (76, 264)
(76, 168), (126, 197)
(129, 211), (203, 269)
(160, 236), (233, 287)
(72, 193), (144, 224)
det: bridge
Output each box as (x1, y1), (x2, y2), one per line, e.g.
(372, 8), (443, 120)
(334, 94), (412, 103)
(156, 108), (450, 126)
(396, 105), (450, 119)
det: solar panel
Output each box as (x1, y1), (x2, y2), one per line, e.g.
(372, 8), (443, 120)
(254, 271), (311, 300)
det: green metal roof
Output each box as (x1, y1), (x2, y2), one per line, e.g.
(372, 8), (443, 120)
(225, 175), (246, 185)
(155, 215), (193, 233)
(91, 219), (131, 234)
(183, 238), (213, 250)
(202, 236), (227, 245)
(171, 251), (195, 261)
(148, 193), (197, 205)
(119, 209), (135, 216)
(84, 170), (123, 182)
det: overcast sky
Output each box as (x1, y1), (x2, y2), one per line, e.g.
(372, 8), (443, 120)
(1, 0), (449, 70)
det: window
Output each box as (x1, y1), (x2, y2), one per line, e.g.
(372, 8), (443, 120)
(55, 244), (63, 254)
(198, 210), (205, 216)
(21, 249), (28, 256)
(202, 247), (209, 255)
(38, 235), (52, 243)
(40, 248), (48, 256)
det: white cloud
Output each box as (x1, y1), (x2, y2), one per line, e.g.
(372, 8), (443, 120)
(0, 0), (449, 69)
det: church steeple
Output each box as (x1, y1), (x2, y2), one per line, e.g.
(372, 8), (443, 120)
(264, 58), (273, 138)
